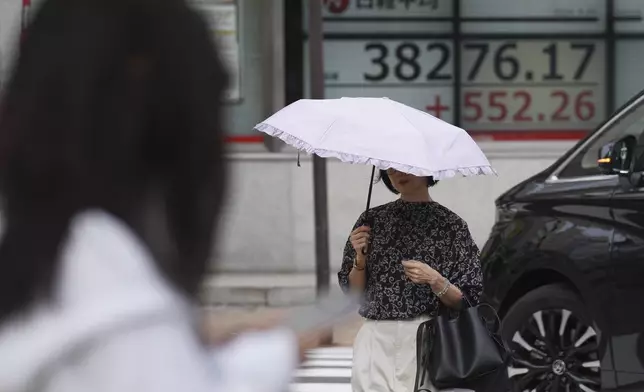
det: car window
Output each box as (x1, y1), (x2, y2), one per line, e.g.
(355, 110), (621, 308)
(558, 100), (644, 179)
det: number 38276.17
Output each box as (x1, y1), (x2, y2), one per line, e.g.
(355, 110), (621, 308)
(463, 90), (596, 123)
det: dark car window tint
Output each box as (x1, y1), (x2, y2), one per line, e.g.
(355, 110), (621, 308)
(559, 102), (644, 178)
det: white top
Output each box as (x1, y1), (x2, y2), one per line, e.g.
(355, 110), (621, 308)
(0, 210), (298, 392)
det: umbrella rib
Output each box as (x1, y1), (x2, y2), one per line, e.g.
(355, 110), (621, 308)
(390, 101), (428, 145)
(390, 100), (462, 158)
(387, 101), (488, 175)
(318, 118), (339, 145)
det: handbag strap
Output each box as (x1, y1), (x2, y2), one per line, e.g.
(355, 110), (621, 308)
(461, 292), (475, 308)
(435, 292), (473, 317)
(413, 320), (433, 392)
(436, 294), (502, 334)
(413, 322), (423, 392)
(476, 303), (502, 334)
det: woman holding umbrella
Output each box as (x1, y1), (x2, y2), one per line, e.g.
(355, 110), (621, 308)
(339, 168), (483, 392)
(254, 96), (495, 392)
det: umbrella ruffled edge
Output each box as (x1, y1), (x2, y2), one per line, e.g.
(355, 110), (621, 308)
(254, 122), (498, 181)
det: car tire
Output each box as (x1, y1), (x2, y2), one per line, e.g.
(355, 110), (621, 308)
(501, 284), (602, 392)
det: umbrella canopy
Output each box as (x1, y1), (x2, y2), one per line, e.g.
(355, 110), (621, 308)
(254, 97), (496, 181)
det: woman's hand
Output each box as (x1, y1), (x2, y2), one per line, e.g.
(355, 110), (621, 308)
(350, 226), (371, 261)
(203, 310), (329, 363)
(202, 310), (286, 346)
(295, 328), (327, 362)
(402, 260), (443, 286)
(402, 260), (464, 307)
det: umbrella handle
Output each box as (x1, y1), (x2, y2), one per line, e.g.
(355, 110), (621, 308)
(365, 166), (375, 212)
(360, 166), (376, 257)
(360, 215), (374, 256)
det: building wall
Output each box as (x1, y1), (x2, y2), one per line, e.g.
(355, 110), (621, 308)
(0, 0), (606, 283)
(214, 141), (576, 274)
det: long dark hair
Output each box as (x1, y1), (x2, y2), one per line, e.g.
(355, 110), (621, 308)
(0, 0), (228, 320)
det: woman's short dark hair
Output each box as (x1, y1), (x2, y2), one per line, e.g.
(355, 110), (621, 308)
(0, 0), (228, 319)
(378, 169), (438, 194)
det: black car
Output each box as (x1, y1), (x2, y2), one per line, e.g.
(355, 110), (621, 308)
(481, 91), (644, 392)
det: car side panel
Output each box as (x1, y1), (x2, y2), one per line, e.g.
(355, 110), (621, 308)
(608, 185), (644, 385)
(483, 178), (617, 333)
(481, 177), (619, 386)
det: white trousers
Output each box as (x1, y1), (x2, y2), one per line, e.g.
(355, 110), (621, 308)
(351, 317), (473, 392)
(351, 317), (428, 392)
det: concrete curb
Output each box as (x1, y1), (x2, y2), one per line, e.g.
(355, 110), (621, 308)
(200, 273), (342, 307)
(203, 305), (363, 347)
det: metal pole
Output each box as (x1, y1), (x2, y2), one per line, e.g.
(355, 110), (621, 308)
(263, 0), (287, 152)
(307, 0), (330, 298)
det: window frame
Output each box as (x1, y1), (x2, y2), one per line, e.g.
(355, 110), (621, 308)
(548, 90), (644, 184)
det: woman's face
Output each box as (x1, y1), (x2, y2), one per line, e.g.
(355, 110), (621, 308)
(386, 169), (427, 194)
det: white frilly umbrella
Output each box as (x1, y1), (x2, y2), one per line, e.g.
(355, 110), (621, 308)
(254, 97), (496, 215)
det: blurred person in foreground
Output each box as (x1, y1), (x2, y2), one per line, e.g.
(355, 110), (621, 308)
(0, 0), (320, 391)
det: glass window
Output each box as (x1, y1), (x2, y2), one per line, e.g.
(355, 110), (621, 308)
(558, 95), (644, 178)
(194, 0), (271, 143)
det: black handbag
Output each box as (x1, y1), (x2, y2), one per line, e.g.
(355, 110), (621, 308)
(414, 296), (511, 391)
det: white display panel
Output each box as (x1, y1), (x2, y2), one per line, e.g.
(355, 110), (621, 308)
(316, 85), (455, 124)
(315, 39), (454, 84)
(461, 0), (605, 34)
(615, 41), (644, 108)
(299, 0), (620, 139)
(614, 0), (644, 33)
(460, 39), (606, 132)
(310, 0), (453, 34)
(304, 39), (455, 123)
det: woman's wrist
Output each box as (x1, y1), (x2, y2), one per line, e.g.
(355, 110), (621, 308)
(428, 275), (447, 291)
(353, 256), (366, 270)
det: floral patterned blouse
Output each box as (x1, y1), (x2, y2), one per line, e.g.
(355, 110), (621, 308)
(338, 199), (483, 320)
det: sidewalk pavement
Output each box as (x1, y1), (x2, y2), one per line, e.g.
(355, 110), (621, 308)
(203, 305), (363, 347)
(200, 272), (364, 346)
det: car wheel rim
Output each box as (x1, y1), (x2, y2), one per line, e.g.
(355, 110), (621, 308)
(506, 308), (601, 392)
